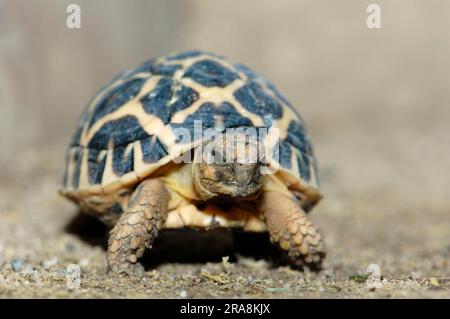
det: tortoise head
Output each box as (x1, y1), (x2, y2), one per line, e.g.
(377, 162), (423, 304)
(192, 132), (263, 201)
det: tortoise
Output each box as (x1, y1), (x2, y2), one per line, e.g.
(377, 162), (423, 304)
(60, 50), (325, 275)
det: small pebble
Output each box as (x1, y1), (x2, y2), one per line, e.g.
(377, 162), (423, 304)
(43, 257), (59, 268)
(65, 242), (77, 253)
(222, 256), (232, 274)
(78, 258), (90, 268)
(180, 290), (187, 298)
(66, 264), (81, 289)
(11, 259), (24, 272)
(21, 266), (34, 275)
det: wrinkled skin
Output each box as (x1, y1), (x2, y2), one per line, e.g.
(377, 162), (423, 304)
(192, 135), (263, 201)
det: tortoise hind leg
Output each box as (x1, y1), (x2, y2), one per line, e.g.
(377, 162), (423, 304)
(107, 178), (169, 275)
(258, 191), (326, 269)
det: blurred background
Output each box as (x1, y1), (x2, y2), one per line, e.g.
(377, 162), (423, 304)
(0, 0), (449, 297)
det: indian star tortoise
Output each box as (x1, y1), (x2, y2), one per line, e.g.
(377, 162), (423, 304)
(60, 50), (325, 275)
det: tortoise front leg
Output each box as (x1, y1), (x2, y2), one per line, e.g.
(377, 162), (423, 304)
(258, 191), (326, 269)
(107, 178), (169, 275)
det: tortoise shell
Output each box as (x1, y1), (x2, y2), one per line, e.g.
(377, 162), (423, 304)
(61, 50), (320, 204)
